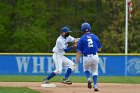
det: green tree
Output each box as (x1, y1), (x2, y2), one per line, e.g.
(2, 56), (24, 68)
(0, 0), (140, 53)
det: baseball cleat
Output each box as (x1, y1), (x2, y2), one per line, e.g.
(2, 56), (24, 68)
(87, 80), (92, 89)
(93, 85), (99, 91)
(62, 79), (72, 85)
(41, 79), (57, 88)
(94, 88), (99, 91)
(43, 79), (50, 84)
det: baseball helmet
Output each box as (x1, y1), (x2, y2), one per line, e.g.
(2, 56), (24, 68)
(61, 27), (71, 33)
(81, 22), (91, 32)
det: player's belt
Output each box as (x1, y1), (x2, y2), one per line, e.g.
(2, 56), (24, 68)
(83, 53), (96, 57)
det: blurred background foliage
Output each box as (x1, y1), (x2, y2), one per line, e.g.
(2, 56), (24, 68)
(0, 0), (140, 53)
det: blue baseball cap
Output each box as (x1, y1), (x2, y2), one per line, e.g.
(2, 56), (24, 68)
(61, 27), (71, 32)
(81, 22), (91, 32)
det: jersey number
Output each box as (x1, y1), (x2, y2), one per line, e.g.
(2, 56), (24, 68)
(88, 39), (93, 47)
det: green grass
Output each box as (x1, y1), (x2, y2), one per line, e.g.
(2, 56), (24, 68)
(0, 87), (41, 93)
(0, 76), (139, 93)
(0, 75), (140, 84)
(72, 76), (140, 84)
(0, 75), (44, 82)
(98, 76), (140, 84)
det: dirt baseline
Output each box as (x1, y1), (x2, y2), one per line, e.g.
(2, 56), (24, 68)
(0, 82), (140, 93)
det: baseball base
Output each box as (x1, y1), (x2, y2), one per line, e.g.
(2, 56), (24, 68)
(41, 83), (57, 88)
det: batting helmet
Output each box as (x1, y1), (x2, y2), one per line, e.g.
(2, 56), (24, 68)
(81, 22), (91, 32)
(61, 27), (71, 33)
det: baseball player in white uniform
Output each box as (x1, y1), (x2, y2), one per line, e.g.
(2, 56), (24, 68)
(43, 26), (77, 85)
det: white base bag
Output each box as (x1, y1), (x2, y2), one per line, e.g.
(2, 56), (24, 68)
(41, 83), (57, 88)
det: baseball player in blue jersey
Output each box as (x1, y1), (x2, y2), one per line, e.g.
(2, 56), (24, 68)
(75, 22), (102, 91)
(42, 26), (77, 86)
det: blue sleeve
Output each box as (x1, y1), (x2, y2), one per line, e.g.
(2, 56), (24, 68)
(97, 41), (102, 48)
(63, 46), (72, 52)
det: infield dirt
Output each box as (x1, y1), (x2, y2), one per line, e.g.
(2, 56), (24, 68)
(0, 82), (140, 93)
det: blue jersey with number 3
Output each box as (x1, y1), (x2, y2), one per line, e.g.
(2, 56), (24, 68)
(76, 33), (102, 55)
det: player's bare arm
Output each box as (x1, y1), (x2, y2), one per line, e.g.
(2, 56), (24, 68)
(75, 51), (81, 64)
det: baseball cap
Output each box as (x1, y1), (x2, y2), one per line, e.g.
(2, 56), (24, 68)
(61, 27), (71, 32)
(81, 22), (91, 32)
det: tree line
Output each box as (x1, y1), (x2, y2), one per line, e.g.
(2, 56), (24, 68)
(0, 0), (140, 53)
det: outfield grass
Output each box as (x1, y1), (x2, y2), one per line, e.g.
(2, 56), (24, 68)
(0, 75), (140, 84)
(0, 87), (41, 93)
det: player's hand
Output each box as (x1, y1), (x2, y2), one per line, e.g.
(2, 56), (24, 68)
(74, 38), (80, 44)
(72, 43), (77, 48)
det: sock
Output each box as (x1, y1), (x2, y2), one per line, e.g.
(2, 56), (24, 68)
(93, 75), (98, 86)
(64, 68), (72, 80)
(85, 70), (91, 81)
(46, 72), (56, 80)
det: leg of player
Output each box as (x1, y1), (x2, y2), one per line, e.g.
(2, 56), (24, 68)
(62, 57), (74, 84)
(91, 55), (99, 91)
(64, 68), (72, 80)
(62, 68), (73, 84)
(85, 70), (91, 81)
(83, 58), (92, 89)
(91, 64), (99, 91)
(93, 75), (97, 86)
(85, 70), (92, 89)
(47, 72), (56, 80)
(43, 53), (62, 84)
(93, 75), (99, 91)
(43, 72), (56, 84)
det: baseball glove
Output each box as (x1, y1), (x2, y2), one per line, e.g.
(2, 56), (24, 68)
(72, 43), (77, 48)
(74, 38), (80, 44)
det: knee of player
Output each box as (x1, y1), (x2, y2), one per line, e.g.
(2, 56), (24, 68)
(84, 70), (90, 72)
(84, 69), (90, 72)
(70, 65), (75, 71)
(54, 70), (62, 74)
(92, 73), (98, 76)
